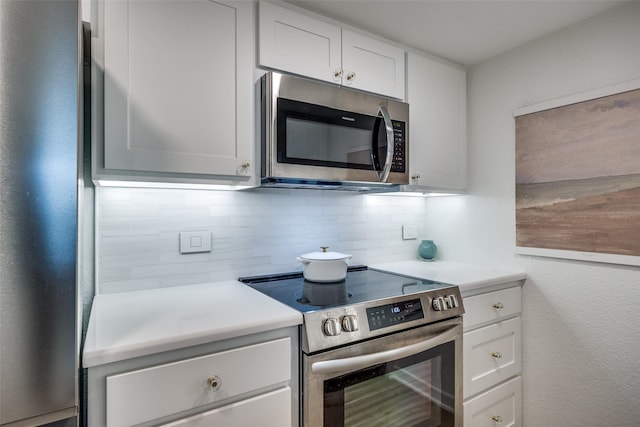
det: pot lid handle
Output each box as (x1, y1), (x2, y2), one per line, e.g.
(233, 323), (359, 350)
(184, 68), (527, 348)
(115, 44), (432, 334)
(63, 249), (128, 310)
(320, 246), (329, 252)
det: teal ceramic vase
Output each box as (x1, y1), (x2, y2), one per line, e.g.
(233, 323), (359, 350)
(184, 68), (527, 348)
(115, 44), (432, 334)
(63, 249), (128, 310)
(418, 240), (437, 261)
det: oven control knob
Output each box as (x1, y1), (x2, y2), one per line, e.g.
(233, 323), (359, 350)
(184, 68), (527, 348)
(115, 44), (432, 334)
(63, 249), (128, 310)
(432, 297), (447, 311)
(341, 315), (359, 332)
(446, 295), (459, 309)
(323, 318), (342, 336)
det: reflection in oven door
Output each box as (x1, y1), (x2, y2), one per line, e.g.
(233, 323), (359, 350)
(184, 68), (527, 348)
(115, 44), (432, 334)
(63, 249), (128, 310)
(303, 318), (462, 427)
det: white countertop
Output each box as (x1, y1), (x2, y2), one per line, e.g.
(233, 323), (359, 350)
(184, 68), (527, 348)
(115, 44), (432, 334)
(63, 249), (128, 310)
(370, 260), (527, 294)
(84, 261), (526, 368)
(83, 281), (302, 368)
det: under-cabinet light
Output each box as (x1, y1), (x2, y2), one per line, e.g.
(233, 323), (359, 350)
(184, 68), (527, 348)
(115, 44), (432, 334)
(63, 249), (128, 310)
(94, 180), (254, 191)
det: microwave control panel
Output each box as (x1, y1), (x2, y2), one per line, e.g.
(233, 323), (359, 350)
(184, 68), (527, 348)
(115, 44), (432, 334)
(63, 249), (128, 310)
(391, 120), (406, 173)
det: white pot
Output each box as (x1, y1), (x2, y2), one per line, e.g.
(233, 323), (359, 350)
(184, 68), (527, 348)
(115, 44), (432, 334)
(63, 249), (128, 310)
(297, 247), (352, 283)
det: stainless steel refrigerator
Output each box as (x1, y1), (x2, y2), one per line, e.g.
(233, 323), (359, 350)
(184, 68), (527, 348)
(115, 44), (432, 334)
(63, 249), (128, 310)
(1, 1), (80, 425)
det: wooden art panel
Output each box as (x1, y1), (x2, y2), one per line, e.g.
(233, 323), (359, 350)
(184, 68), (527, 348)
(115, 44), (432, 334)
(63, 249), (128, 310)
(515, 84), (640, 265)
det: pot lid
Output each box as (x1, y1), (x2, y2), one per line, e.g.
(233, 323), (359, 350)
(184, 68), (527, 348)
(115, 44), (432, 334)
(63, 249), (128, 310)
(299, 246), (352, 261)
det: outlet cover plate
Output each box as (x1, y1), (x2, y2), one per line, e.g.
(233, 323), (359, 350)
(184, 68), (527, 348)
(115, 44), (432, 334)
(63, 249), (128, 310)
(402, 224), (418, 240)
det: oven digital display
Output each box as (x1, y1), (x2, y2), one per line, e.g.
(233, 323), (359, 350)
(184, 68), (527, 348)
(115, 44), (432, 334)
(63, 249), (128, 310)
(366, 299), (424, 331)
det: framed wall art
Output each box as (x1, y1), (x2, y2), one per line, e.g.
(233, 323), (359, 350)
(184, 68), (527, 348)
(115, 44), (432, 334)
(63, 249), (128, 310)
(514, 79), (640, 266)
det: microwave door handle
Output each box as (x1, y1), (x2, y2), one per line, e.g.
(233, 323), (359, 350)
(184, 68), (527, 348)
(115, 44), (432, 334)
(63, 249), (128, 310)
(311, 325), (460, 375)
(377, 105), (395, 182)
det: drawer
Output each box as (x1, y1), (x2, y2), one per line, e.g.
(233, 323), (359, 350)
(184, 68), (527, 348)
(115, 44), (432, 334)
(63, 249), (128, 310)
(463, 317), (521, 398)
(463, 376), (522, 427)
(463, 287), (521, 330)
(162, 387), (291, 427)
(106, 337), (291, 427)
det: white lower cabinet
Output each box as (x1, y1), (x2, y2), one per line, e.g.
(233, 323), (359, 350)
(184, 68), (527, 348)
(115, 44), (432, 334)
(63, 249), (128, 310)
(464, 376), (522, 427)
(87, 328), (298, 427)
(462, 284), (523, 426)
(464, 317), (522, 398)
(161, 387), (291, 427)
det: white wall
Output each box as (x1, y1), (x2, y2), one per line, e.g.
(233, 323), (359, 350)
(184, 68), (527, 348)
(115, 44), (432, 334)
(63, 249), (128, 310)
(95, 187), (430, 294)
(426, 3), (640, 426)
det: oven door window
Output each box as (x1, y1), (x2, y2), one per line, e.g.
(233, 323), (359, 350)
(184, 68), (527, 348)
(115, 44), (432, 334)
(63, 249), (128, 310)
(277, 98), (389, 171)
(323, 341), (455, 427)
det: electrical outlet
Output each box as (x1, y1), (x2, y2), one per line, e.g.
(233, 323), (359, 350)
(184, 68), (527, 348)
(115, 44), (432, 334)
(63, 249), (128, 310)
(179, 231), (212, 254)
(402, 224), (418, 240)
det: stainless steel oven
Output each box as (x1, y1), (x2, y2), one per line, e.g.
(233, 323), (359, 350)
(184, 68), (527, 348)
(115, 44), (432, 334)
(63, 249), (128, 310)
(240, 266), (464, 427)
(304, 318), (462, 427)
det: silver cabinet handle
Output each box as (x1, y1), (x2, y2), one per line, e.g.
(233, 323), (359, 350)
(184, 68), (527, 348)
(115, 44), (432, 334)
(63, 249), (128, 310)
(312, 325), (460, 375)
(333, 69), (343, 80)
(491, 351), (503, 360)
(491, 415), (503, 423)
(493, 302), (504, 310)
(345, 71), (356, 82)
(375, 105), (394, 183)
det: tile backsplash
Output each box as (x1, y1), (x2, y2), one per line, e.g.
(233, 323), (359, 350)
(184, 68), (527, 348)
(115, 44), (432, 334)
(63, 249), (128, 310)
(96, 187), (429, 294)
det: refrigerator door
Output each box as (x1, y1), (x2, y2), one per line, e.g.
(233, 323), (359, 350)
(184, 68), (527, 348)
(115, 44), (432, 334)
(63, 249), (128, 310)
(0, 0), (79, 425)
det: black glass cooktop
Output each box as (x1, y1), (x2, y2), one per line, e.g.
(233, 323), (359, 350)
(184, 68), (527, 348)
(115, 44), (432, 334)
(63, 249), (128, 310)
(239, 266), (453, 313)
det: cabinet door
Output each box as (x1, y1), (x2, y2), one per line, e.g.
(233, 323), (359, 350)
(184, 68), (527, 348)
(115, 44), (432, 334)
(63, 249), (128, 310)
(464, 287), (522, 331)
(463, 317), (522, 399)
(407, 53), (467, 191)
(259, 1), (341, 84)
(464, 376), (522, 427)
(103, 0), (254, 178)
(342, 30), (405, 100)
(106, 338), (291, 427)
(162, 387), (291, 427)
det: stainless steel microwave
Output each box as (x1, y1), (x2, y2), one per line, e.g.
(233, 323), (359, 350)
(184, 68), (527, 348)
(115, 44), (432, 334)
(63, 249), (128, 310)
(260, 72), (409, 191)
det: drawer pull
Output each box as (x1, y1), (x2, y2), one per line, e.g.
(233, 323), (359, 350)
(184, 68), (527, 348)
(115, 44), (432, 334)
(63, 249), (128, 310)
(491, 351), (503, 360)
(491, 415), (503, 423)
(492, 302), (504, 310)
(207, 376), (222, 391)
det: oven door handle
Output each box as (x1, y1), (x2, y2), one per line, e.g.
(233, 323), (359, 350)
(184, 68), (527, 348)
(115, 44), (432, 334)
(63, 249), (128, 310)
(311, 325), (460, 375)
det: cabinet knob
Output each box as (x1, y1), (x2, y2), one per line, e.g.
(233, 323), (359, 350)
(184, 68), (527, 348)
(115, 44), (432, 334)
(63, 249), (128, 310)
(491, 415), (503, 423)
(491, 351), (503, 360)
(333, 69), (343, 80)
(492, 302), (504, 310)
(345, 71), (356, 83)
(208, 375), (222, 391)
(236, 161), (251, 176)
(411, 174), (421, 184)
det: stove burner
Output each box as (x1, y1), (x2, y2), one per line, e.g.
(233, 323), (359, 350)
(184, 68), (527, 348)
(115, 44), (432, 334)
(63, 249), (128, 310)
(240, 266), (457, 313)
(296, 281), (352, 306)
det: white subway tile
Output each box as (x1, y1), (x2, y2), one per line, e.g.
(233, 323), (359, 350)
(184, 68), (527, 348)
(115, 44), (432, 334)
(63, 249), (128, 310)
(96, 188), (430, 294)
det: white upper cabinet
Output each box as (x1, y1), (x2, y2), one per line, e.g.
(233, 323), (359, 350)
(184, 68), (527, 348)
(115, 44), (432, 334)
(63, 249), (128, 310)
(258, 1), (341, 85)
(259, 1), (405, 100)
(95, 0), (255, 186)
(341, 30), (405, 99)
(406, 52), (467, 192)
